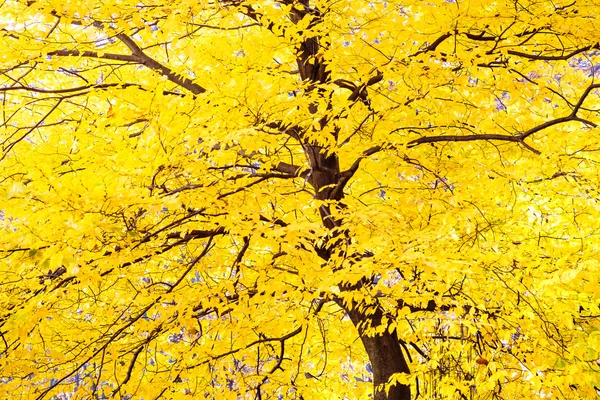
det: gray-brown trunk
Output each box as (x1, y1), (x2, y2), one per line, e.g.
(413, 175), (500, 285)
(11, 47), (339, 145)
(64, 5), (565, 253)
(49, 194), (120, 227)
(346, 306), (411, 400)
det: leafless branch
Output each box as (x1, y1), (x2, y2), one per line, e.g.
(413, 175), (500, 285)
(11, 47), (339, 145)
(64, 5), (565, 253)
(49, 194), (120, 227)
(185, 326), (302, 370)
(411, 32), (452, 57)
(507, 44), (600, 61)
(406, 83), (600, 154)
(115, 33), (206, 94)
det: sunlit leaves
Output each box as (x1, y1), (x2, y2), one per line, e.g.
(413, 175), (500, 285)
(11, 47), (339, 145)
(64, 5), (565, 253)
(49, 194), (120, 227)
(0, 0), (600, 399)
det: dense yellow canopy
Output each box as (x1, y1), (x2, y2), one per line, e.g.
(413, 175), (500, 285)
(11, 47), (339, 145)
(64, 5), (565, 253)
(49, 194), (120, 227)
(1, 0), (599, 398)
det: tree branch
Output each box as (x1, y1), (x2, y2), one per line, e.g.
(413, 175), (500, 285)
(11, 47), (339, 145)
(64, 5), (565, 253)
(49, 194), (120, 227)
(48, 38), (206, 95)
(185, 326), (302, 370)
(407, 83), (600, 154)
(47, 49), (141, 63)
(411, 32), (452, 57)
(115, 33), (206, 94)
(330, 144), (393, 199)
(507, 44), (599, 61)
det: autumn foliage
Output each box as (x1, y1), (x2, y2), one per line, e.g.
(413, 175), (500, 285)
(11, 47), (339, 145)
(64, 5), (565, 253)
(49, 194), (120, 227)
(1, 0), (600, 399)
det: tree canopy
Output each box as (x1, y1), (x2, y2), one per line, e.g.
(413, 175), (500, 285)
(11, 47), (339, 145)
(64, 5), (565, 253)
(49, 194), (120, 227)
(1, 0), (600, 398)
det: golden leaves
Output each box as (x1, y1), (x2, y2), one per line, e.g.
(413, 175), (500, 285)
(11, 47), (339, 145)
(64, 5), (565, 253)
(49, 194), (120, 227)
(0, 0), (600, 398)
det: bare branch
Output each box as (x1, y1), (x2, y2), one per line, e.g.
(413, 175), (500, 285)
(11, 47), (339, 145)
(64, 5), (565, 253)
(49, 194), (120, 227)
(507, 44), (600, 61)
(330, 144), (394, 199)
(110, 344), (145, 397)
(406, 83), (600, 154)
(185, 326), (302, 370)
(115, 33), (206, 95)
(35, 300), (158, 400)
(1, 96), (67, 161)
(47, 49), (141, 63)
(48, 39), (206, 95)
(411, 32), (452, 57)
(569, 83), (600, 117)
(190, 22), (259, 31)
(273, 161), (304, 176)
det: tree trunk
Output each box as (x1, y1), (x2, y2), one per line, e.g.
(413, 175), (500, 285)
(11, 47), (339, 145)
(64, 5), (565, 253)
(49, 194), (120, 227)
(346, 306), (411, 400)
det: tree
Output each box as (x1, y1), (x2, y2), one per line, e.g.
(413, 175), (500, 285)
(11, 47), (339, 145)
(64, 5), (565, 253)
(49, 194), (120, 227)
(1, 0), (599, 398)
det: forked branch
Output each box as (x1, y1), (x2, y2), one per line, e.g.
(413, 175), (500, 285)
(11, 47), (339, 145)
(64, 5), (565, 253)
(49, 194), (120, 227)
(406, 83), (600, 154)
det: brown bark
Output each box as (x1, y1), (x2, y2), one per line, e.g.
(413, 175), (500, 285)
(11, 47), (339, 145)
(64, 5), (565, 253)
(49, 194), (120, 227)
(285, 2), (411, 398)
(346, 306), (411, 400)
